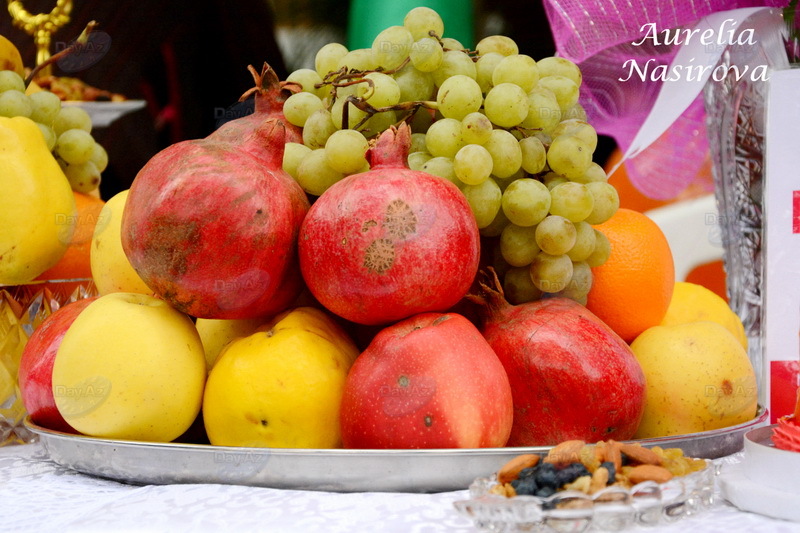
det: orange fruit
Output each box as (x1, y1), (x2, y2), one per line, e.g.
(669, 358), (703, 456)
(37, 191), (106, 282)
(586, 208), (675, 343)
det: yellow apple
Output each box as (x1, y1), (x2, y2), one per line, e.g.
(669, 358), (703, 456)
(202, 306), (359, 448)
(52, 292), (206, 441)
(631, 321), (757, 438)
(90, 189), (152, 295)
(195, 317), (267, 371)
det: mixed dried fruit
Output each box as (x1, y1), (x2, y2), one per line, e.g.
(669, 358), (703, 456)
(491, 439), (707, 498)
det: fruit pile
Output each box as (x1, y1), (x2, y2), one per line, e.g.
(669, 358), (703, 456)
(13, 7), (759, 454)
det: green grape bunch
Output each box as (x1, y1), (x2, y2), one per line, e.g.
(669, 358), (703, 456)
(0, 69), (107, 195)
(277, 6), (620, 306)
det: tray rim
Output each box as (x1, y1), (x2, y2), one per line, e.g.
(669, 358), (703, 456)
(24, 405), (769, 456)
(23, 407), (768, 492)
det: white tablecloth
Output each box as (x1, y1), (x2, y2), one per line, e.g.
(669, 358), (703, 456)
(2, 443), (799, 533)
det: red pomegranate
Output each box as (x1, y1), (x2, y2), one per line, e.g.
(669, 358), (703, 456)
(121, 119), (309, 319)
(298, 123), (480, 325)
(211, 63), (303, 145)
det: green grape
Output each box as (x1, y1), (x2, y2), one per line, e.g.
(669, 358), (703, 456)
(296, 148), (345, 196)
(315, 42), (349, 78)
(325, 129), (369, 174)
(36, 122), (56, 150)
(393, 63), (435, 102)
(483, 83), (528, 128)
(571, 162), (608, 184)
(586, 229), (611, 267)
(538, 75), (580, 112)
(302, 108), (338, 149)
(566, 221), (596, 262)
(283, 142), (313, 180)
(55, 128), (95, 165)
(549, 181), (594, 222)
(520, 87), (561, 134)
(64, 160), (101, 193)
(356, 72), (401, 107)
(529, 252), (573, 293)
(519, 136), (547, 174)
(29, 90), (62, 124)
(454, 143), (493, 185)
(425, 117), (463, 158)
(0, 70), (25, 93)
(363, 110), (397, 137)
(409, 37), (443, 72)
(460, 111), (492, 145)
(543, 171), (568, 190)
(462, 177), (501, 228)
(89, 141), (108, 172)
(552, 119), (598, 152)
(436, 74), (482, 121)
(561, 260), (592, 303)
(536, 213), (578, 256)
(372, 25), (414, 70)
(404, 6), (444, 40)
(330, 97), (368, 130)
(283, 92), (324, 127)
(491, 54), (539, 92)
(479, 207), (510, 237)
(421, 156), (459, 187)
(536, 56), (582, 86)
(286, 68), (326, 99)
(408, 151), (432, 170)
(584, 181), (620, 225)
(504, 266), (543, 304)
(0, 90), (32, 118)
(476, 35), (519, 56)
(484, 129), (521, 178)
(53, 106), (92, 135)
(337, 48), (377, 72)
(432, 50), (476, 86)
(475, 52), (503, 93)
(547, 134), (592, 179)
(501, 177), (550, 226)
(410, 107), (435, 133)
(562, 102), (588, 121)
(410, 132), (428, 153)
(500, 223), (540, 267)
(440, 37), (464, 50)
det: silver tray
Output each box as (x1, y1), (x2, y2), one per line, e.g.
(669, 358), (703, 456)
(25, 407), (767, 493)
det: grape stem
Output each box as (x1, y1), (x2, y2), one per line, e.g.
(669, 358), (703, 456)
(25, 21), (99, 86)
(342, 94), (437, 132)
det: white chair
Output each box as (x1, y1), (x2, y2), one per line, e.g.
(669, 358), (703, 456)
(644, 194), (725, 282)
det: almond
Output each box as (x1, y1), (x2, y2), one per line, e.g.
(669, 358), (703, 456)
(619, 443), (663, 466)
(544, 440), (585, 465)
(627, 464), (673, 485)
(603, 439), (623, 472)
(497, 454), (540, 485)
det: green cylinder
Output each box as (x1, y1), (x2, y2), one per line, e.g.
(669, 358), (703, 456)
(347, 0), (474, 51)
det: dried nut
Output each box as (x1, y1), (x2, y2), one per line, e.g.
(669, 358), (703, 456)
(497, 454), (540, 484)
(589, 466), (610, 493)
(619, 443), (664, 466)
(544, 440), (585, 465)
(603, 440), (623, 472)
(489, 484), (507, 496)
(627, 464), (673, 485)
(564, 475), (591, 493)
